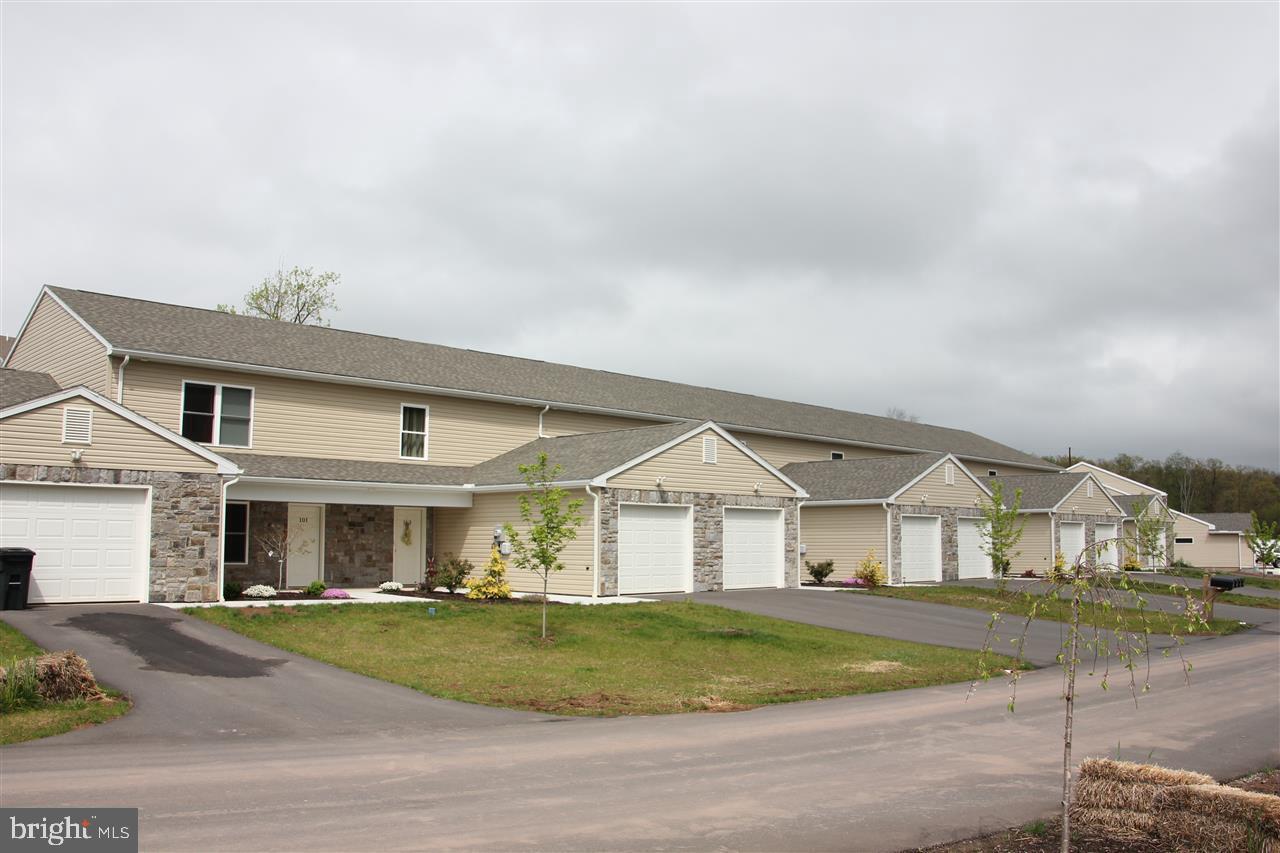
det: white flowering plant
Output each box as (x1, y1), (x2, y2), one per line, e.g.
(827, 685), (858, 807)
(378, 581), (404, 592)
(242, 584), (277, 599)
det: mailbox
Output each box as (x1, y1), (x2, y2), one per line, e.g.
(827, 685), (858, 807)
(1209, 576), (1245, 591)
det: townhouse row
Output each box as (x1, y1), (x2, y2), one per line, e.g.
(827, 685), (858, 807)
(0, 287), (1220, 605)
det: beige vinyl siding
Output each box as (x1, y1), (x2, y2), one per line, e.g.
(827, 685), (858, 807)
(1008, 514), (1054, 574)
(541, 409), (654, 438)
(1084, 468), (1160, 497)
(895, 461), (987, 507)
(0, 399), (216, 473)
(731, 432), (909, 467)
(608, 431), (794, 497)
(799, 505), (887, 579)
(433, 490), (595, 596)
(121, 360), (554, 466)
(5, 294), (110, 392)
(1059, 479), (1122, 517)
(1172, 515), (1247, 570)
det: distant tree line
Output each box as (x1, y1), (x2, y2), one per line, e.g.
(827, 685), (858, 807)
(1042, 451), (1280, 527)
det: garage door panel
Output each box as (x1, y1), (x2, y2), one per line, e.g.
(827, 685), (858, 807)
(0, 483), (147, 604)
(957, 518), (992, 580)
(619, 505), (691, 595)
(723, 508), (783, 589)
(1060, 522), (1086, 563)
(901, 515), (942, 583)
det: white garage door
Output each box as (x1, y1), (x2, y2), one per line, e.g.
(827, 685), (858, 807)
(900, 515), (942, 583)
(1095, 523), (1118, 569)
(1060, 522), (1086, 565)
(0, 483), (148, 604)
(957, 517), (992, 580)
(723, 508), (784, 590)
(618, 504), (691, 595)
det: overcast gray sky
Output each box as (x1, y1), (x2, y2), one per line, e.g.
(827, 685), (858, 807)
(3, 3), (1277, 468)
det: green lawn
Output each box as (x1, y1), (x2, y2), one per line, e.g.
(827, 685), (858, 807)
(1123, 578), (1280, 610)
(0, 620), (131, 745)
(1160, 567), (1280, 592)
(188, 600), (1017, 716)
(864, 585), (1250, 635)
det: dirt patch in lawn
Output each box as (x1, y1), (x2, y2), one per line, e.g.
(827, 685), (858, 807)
(842, 660), (911, 674)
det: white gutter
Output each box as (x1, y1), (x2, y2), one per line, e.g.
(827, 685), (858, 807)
(236, 475), (471, 492)
(217, 475), (240, 602)
(585, 483), (601, 598)
(115, 354), (130, 403)
(802, 498), (892, 507)
(883, 502), (895, 586)
(795, 499), (806, 588)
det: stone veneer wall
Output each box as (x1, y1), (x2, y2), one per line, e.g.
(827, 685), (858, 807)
(888, 504), (985, 583)
(324, 504), (394, 586)
(1053, 512), (1155, 568)
(226, 500), (287, 587)
(597, 488), (799, 595)
(1, 463), (224, 603)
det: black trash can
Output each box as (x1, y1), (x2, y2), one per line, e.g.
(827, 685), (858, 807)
(0, 547), (36, 610)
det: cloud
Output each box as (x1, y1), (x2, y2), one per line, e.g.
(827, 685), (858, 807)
(2, 3), (1276, 468)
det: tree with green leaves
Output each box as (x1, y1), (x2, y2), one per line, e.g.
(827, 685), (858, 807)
(977, 481), (1026, 592)
(971, 512), (1205, 853)
(504, 453), (584, 639)
(1246, 513), (1280, 568)
(217, 266), (340, 325)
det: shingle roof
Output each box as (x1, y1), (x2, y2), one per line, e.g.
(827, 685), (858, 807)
(985, 472), (1090, 511)
(1196, 512), (1253, 533)
(47, 287), (1056, 470)
(0, 368), (62, 408)
(1113, 493), (1156, 517)
(781, 453), (944, 501)
(465, 421), (701, 486)
(221, 453), (469, 486)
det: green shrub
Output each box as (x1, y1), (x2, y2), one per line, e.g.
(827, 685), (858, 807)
(467, 546), (512, 600)
(304, 580), (327, 596)
(1170, 558), (1196, 569)
(805, 559), (835, 584)
(0, 658), (43, 713)
(434, 554), (475, 594)
(223, 580), (243, 601)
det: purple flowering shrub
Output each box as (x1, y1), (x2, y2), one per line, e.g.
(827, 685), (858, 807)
(320, 588), (351, 599)
(842, 577), (869, 588)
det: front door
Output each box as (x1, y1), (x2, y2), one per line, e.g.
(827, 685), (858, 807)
(393, 507), (427, 585)
(286, 504), (323, 587)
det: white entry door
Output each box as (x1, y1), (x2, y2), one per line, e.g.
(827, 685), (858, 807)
(723, 508), (784, 590)
(618, 504), (691, 594)
(286, 503), (323, 587)
(957, 517), (993, 580)
(1059, 522), (1086, 565)
(1095, 523), (1118, 569)
(900, 515), (942, 583)
(0, 483), (148, 603)
(393, 507), (426, 585)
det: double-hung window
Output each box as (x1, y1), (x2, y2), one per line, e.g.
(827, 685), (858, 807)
(224, 502), (249, 564)
(400, 405), (428, 459)
(181, 382), (253, 447)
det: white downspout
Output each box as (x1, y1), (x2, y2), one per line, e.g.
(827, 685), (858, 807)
(217, 475), (240, 602)
(537, 404), (551, 438)
(115, 354), (130, 403)
(585, 483), (601, 598)
(883, 502), (894, 586)
(1049, 511), (1057, 571)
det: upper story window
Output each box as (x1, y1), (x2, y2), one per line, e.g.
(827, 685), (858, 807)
(830, 451), (844, 460)
(181, 381), (253, 447)
(1174, 536), (1194, 545)
(988, 469), (998, 477)
(400, 405), (428, 459)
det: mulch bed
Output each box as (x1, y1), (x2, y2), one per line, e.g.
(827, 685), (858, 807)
(801, 581), (867, 589)
(913, 770), (1280, 852)
(388, 589), (560, 605)
(227, 593), (335, 602)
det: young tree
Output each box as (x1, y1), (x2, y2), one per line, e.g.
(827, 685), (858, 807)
(1246, 513), (1280, 568)
(504, 453), (585, 639)
(977, 481), (1026, 592)
(255, 526), (312, 590)
(970, 510), (1203, 853)
(217, 266), (340, 325)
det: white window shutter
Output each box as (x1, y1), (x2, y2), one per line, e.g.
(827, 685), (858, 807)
(62, 407), (93, 444)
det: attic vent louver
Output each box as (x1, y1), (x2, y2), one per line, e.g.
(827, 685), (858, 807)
(62, 407), (93, 444)
(702, 434), (717, 464)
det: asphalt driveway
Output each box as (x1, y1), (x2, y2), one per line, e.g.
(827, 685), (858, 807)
(0, 603), (540, 746)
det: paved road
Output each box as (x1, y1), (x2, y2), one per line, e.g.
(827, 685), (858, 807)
(1, 601), (1277, 852)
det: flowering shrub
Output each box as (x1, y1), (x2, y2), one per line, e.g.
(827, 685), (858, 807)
(855, 549), (887, 588)
(243, 585), (277, 599)
(842, 577), (868, 588)
(467, 545), (512, 600)
(320, 588), (351, 599)
(378, 581), (404, 592)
